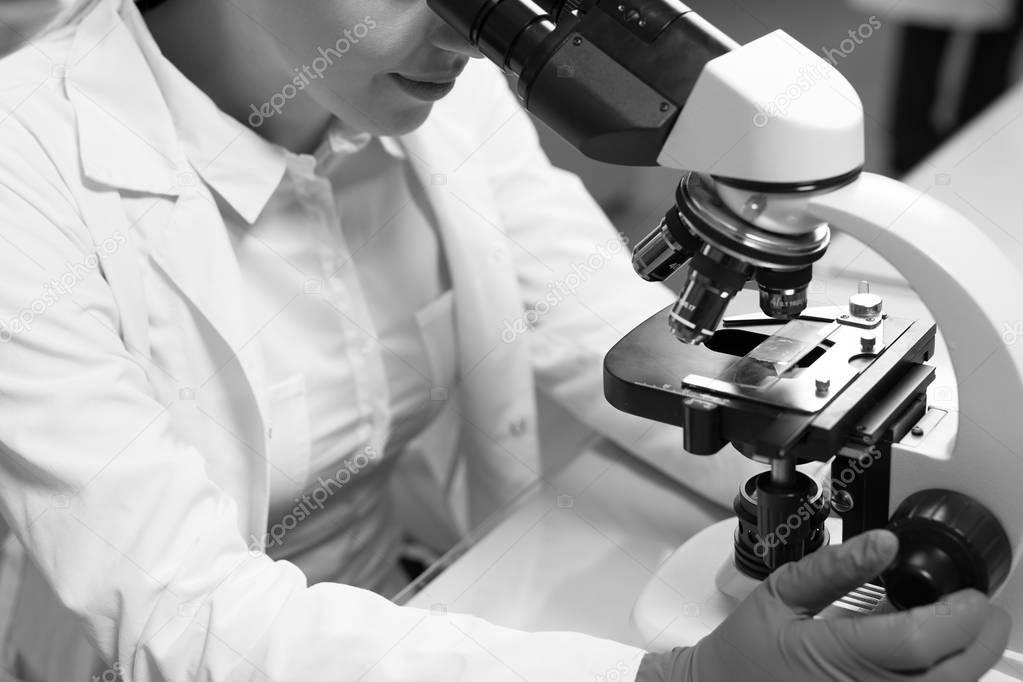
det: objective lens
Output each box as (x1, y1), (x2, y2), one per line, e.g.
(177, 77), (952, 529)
(669, 246), (751, 345)
(756, 266), (813, 320)
(632, 204), (705, 282)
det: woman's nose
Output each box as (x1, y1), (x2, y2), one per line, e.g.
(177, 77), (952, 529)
(431, 20), (484, 59)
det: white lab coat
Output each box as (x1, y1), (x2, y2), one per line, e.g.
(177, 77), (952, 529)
(0, 1), (765, 679)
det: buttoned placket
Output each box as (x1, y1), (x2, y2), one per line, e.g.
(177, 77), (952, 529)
(288, 154), (393, 461)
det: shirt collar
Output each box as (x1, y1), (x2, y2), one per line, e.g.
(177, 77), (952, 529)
(124, 2), (289, 224)
(315, 119), (407, 166)
(71, 0), (406, 224)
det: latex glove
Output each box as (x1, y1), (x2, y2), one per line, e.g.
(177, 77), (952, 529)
(637, 530), (1011, 682)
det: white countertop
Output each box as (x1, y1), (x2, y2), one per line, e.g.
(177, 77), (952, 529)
(404, 439), (729, 648)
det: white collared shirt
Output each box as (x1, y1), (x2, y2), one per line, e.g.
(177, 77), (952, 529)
(141, 31), (456, 594)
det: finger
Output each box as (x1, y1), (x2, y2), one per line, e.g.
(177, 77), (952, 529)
(923, 606), (1011, 682)
(829, 589), (992, 671)
(767, 529), (898, 616)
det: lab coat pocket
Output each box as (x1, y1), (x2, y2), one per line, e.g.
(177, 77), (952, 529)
(415, 290), (459, 395)
(264, 375), (313, 509)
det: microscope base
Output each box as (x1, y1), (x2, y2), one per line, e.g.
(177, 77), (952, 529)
(632, 518), (1023, 681)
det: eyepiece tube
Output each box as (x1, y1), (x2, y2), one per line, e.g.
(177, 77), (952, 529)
(429, 0), (736, 165)
(427, 0), (557, 74)
(426, 0), (491, 45)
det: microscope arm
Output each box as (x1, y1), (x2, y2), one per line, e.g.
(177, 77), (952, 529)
(808, 173), (1023, 606)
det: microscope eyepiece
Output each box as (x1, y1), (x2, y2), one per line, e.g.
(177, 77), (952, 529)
(428, 0), (733, 165)
(427, 0), (557, 75)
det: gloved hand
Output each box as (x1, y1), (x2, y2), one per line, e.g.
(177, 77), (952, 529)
(637, 530), (1011, 682)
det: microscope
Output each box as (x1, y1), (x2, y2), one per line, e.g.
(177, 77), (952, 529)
(428, 0), (1023, 675)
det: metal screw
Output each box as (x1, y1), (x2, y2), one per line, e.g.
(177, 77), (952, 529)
(572, 36), (583, 46)
(832, 490), (855, 513)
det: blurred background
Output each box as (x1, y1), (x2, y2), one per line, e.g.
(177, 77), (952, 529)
(3, 0), (1023, 247)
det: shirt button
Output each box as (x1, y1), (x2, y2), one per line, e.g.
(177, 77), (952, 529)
(509, 418), (528, 437)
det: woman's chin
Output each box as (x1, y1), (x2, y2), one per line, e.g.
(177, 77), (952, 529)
(343, 101), (435, 138)
(379, 104), (436, 136)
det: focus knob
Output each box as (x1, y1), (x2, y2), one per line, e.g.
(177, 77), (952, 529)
(882, 489), (1012, 610)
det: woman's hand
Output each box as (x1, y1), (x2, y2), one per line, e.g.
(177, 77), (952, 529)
(638, 530), (1012, 681)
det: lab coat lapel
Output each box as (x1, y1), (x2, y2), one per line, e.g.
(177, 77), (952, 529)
(69, 0), (270, 421)
(146, 188), (272, 537)
(149, 188), (269, 411)
(400, 128), (542, 526)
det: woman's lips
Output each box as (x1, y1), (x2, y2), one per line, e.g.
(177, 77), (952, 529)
(389, 74), (459, 102)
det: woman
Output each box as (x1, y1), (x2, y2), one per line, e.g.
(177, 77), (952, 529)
(0, 0), (1010, 680)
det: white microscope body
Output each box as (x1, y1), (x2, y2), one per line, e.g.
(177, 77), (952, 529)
(631, 30), (1023, 679)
